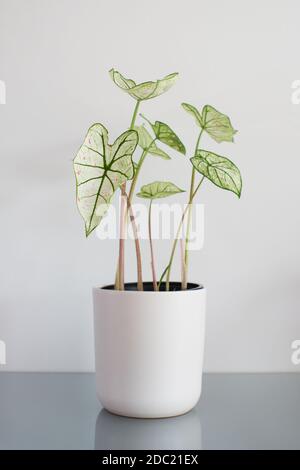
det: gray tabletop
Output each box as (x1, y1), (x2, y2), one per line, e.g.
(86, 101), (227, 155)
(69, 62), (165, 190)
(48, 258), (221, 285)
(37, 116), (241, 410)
(0, 372), (299, 450)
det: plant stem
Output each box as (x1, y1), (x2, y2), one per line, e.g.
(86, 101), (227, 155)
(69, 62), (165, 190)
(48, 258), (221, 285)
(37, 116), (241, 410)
(130, 100), (140, 130)
(115, 100), (141, 290)
(182, 129), (204, 289)
(119, 138), (156, 290)
(148, 200), (158, 291)
(117, 189), (126, 290)
(164, 176), (205, 291)
(128, 139), (156, 204)
(128, 150), (147, 202)
(192, 176), (205, 198)
(158, 265), (169, 290)
(125, 192), (143, 291)
(165, 204), (189, 290)
(180, 238), (187, 290)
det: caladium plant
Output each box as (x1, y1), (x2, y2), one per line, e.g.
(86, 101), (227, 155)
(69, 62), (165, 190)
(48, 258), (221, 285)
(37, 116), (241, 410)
(73, 69), (242, 291)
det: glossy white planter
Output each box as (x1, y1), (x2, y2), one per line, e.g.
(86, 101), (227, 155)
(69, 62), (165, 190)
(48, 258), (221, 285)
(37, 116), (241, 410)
(93, 283), (206, 418)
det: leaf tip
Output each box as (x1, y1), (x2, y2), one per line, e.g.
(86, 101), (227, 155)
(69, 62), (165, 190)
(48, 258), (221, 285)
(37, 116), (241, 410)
(168, 72), (179, 80)
(140, 113), (152, 126)
(237, 182), (242, 198)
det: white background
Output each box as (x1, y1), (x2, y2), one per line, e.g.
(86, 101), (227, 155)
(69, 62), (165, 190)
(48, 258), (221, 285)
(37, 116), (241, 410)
(0, 0), (299, 372)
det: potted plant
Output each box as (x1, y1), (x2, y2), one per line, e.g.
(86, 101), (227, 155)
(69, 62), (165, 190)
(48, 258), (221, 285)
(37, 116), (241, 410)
(73, 69), (242, 418)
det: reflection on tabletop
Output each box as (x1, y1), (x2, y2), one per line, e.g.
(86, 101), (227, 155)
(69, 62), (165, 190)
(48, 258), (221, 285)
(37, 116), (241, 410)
(95, 408), (202, 450)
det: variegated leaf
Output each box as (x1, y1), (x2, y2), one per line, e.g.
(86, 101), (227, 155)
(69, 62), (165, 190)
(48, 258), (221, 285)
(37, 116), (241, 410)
(140, 115), (186, 155)
(202, 105), (237, 143)
(74, 124), (138, 236)
(137, 181), (185, 199)
(191, 150), (242, 197)
(109, 69), (178, 101)
(182, 102), (203, 127)
(134, 125), (171, 160)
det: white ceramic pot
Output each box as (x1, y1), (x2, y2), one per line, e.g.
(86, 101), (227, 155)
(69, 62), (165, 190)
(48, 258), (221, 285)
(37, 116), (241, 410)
(93, 282), (206, 418)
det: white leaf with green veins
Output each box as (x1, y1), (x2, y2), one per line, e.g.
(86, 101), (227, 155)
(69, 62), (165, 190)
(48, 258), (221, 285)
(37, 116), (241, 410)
(109, 69), (178, 101)
(191, 150), (242, 197)
(182, 103), (237, 144)
(137, 181), (185, 199)
(201, 105), (237, 143)
(134, 125), (171, 160)
(182, 102), (203, 127)
(74, 124), (138, 236)
(152, 121), (186, 155)
(140, 115), (186, 155)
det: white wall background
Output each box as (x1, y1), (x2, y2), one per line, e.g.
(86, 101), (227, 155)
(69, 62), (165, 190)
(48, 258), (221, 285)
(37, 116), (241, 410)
(0, 0), (299, 372)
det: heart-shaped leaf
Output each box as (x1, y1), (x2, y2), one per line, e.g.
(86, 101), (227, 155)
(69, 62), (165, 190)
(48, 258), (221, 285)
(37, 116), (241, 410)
(182, 103), (237, 144)
(109, 69), (178, 101)
(140, 115), (186, 155)
(74, 124), (138, 236)
(182, 102), (203, 127)
(137, 181), (185, 199)
(135, 125), (171, 160)
(191, 150), (242, 197)
(202, 105), (237, 143)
